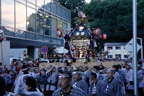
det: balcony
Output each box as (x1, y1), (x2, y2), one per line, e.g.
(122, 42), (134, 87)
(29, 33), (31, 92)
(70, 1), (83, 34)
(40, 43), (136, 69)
(1, 26), (64, 48)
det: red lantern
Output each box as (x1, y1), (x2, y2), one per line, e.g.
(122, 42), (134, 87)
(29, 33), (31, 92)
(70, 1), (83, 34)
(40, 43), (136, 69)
(64, 54), (67, 58)
(14, 61), (18, 66)
(102, 33), (107, 40)
(0, 29), (4, 42)
(95, 28), (101, 35)
(78, 11), (83, 18)
(57, 30), (62, 37)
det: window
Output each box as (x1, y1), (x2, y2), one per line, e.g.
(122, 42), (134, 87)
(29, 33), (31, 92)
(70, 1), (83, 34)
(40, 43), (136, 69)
(124, 55), (128, 58)
(63, 23), (68, 32)
(27, 7), (36, 32)
(37, 0), (44, 7)
(36, 11), (45, 34)
(57, 5), (62, 17)
(107, 47), (112, 50)
(58, 20), (63, 31)
(51, 18), (57, 37)
(116, 46), (121, 50)
(63, 9), (67, 19)
(28, 0), (35, 4)
(27, 0), (35, 8)
(16, 2), (26, 30)
(44, 15), (51, 35)
(51, 2), (57, 14)
(107, 55), (113, 58)
(2, 0), (14, 28)
(68, 11), (71, 21)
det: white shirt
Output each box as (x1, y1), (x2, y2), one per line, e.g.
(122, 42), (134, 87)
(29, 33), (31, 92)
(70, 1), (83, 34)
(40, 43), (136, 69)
(123, 68), (134, 90)
(137, 69), (143, 88)
(14, 74), (31, 94)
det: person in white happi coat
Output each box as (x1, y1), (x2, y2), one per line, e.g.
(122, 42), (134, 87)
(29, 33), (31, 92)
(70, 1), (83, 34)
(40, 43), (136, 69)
(137, 61), (144, 96)
(14, 65), (40, 94)
(45, 65), (58, 96)
(14, 65), (29, 94)
(112, 65), (125, 95)
(123, 63), (134, 95)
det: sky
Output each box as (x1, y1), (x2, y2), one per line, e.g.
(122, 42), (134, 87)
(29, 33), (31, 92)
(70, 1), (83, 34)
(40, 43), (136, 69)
(85, 0), (91, 3)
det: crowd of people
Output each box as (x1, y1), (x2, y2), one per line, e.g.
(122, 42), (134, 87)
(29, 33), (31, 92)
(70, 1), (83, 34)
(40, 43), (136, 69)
(0, 59), (144, 96)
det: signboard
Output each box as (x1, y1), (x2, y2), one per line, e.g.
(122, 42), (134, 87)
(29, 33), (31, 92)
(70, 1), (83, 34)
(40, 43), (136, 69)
(125, 38), (141, 57)
(125, 39), (141, 52)
(41, 46), (48, 53)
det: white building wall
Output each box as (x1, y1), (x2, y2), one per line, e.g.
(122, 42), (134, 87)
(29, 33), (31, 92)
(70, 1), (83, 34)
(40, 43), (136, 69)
(10, 49), (27, 58)
(104, 44), (129, 59)
(0, 41), (10, 67)
(10, 48), (39, 59)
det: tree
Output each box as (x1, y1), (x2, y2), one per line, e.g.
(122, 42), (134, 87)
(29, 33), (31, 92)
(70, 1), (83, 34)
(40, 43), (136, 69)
(82, 0), (144, 51)
(54, 0), (85, 27)
(83, 0), (141, 42)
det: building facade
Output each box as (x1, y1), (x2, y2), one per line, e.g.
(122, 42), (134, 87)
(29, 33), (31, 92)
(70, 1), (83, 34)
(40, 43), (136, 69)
(104, 43), (129, 59)
(0, 0), (71, 46)
(0, 0), (71, 64)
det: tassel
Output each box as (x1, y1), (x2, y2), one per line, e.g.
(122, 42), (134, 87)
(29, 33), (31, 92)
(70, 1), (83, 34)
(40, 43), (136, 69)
(71, 38), (73, 45)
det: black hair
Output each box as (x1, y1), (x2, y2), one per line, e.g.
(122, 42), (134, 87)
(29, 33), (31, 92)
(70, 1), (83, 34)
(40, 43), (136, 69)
(58, 67), (63, 73)
(91, 72), (97, 79)
(112, 65), (119, 71)
(93, 66), (100, 70)
(99, 65), (105, 70)
(25, 77), (37, 91)
(61, 70), (72, 78)
(117, 64), (121, 69)
(138, 61), (142, 65)
(4, 65), (7, 68)
(0, 76), (6, 95)
(5, 70), (10, 74)
(65, 60), (70, 66)
(22, 65), (29, 74)
(0, 62), (2, 66)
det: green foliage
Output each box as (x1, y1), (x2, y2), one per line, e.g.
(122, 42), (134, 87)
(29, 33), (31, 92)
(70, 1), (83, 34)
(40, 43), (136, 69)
(54, 0), (85, 27)
(138, 0), (144, 29)
(83, 0), (144, 44)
